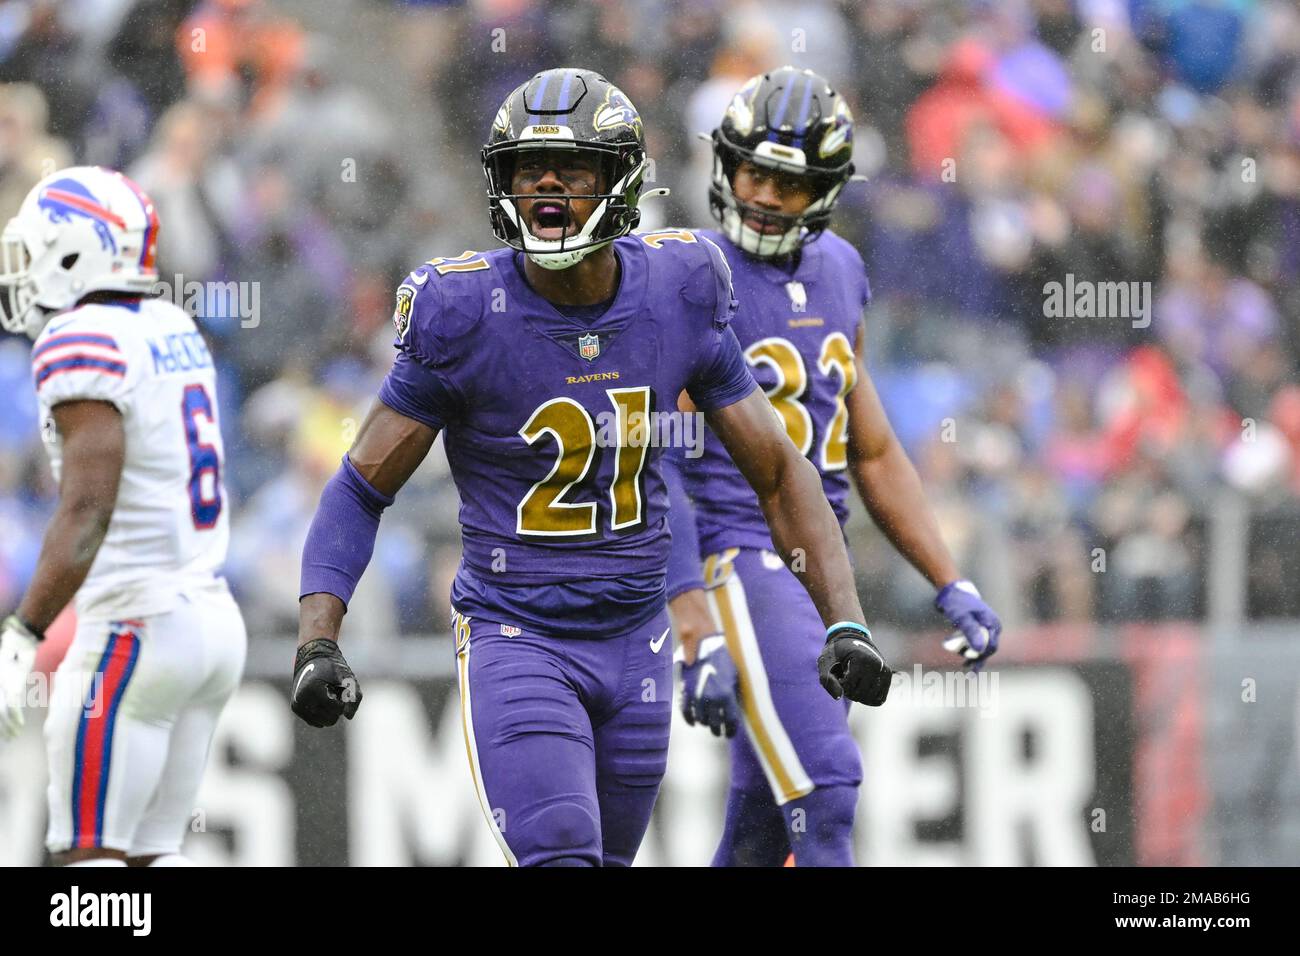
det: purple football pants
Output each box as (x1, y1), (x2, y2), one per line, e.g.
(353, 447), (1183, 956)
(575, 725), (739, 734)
(702, 547), (863, 866)
(452, 607), (673, 867)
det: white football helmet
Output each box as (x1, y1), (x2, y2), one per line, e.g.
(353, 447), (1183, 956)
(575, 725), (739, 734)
(0, 165), (159, 339)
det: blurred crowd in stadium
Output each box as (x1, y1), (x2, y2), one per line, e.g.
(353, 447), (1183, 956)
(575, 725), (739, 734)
(0, 0), (1297, 639)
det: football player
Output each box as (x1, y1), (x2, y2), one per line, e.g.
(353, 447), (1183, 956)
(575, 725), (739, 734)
(293, 68), (890, 867)
(664, 67), (1003, 866)
(0, 166), (245, 866)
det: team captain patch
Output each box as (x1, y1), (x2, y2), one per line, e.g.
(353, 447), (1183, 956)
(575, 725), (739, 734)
(393, 286), (414, 339)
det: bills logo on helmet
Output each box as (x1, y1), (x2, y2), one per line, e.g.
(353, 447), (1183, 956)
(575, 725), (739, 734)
(37, 178), (121, 253)
(392, 286), (414, 339)
(578, 333), (600, 360)
(592, 84), (642, 138)
(818, 99), (854, 159)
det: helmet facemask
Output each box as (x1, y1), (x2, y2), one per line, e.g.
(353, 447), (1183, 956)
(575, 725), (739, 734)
(0, 221), (82, 339)
(483, 140), (648, 270)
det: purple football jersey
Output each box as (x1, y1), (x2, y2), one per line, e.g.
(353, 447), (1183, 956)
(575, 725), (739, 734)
(378, 230), (757, 634)
(675, 229), (871, 555)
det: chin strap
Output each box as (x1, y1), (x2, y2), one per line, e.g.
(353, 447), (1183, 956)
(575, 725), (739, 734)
(525, 238), (614, 271)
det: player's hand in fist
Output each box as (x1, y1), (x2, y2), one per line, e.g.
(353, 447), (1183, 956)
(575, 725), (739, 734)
(291, 638), (363, 727)
(817, 622), (892, 706)
(0, 615), (40, 739)
(677, 634), (740, 738)
(935, 579), (1001, 672)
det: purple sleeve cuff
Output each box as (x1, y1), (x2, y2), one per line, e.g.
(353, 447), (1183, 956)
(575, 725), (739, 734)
(663, 452), (706, 601)
(299, 455), (395, 608)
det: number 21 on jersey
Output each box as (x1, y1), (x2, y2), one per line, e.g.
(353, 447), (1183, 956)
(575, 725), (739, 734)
(516, 387), (651, 536)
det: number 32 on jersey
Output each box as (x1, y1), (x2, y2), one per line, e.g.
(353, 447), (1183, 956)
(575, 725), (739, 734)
(746, 332), (857, 471)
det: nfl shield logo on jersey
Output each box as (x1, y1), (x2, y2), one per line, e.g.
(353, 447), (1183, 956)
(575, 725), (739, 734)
(785, 281), (807, 311)
(578, 333), (600, 361)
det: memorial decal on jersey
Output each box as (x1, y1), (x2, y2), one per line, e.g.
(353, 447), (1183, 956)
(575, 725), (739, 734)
(578, 333), (600, 360)
(393, 286), (414, 340)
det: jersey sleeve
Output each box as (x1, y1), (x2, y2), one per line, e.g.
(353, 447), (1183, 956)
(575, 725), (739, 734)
(682, 236), (757, 412)
(685, 325), (757, 412)
(697, 232), (739, 330)
(379, 267), (467, 427)
(378, 349), (462, 430)
(30, 317), (136, 412)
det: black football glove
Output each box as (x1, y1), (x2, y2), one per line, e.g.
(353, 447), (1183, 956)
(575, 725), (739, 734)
(817, 623), (892, 706)
(291, 638), (363, 727)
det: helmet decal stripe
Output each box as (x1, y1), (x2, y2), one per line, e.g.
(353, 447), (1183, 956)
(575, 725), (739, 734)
(769, 75), (797, 131)
(529, 71), (551, 124)
(795, 75), (816, 132)
(115, 172), (159, 271)
(556, 69), (575, 112)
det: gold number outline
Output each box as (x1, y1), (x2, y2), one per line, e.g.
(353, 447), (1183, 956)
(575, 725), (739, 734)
(816, 331), (857, 472)
(516, 397), (599, 537)
(744, 336), (813, 455)
(607, 386), (652, 531)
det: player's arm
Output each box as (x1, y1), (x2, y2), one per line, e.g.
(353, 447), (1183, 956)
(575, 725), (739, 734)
(662, 405), (713, 661)
(18, 401), (124, 630)
(293, 400), (438, 727)
(844, 322), (959, 588)
(297, 401), (438, 643)
(844, 322), (1001, 668)
(707, 390), (861, 626)
(662, 421), (739, 737)
(705, 388), (890, 704)
(1, 401), (125, 738)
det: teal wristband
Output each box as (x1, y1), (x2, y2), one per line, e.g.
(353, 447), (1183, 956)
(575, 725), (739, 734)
(826, 620), (871, 641)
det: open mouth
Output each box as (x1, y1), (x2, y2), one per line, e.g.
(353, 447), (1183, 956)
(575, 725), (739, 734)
(743, 213), (789, 236)
(529, 200), (574, 240)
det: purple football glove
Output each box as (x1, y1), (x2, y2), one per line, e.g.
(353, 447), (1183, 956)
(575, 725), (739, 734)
(676, 635), (740, 738)
(935, 580), (1001, 672)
